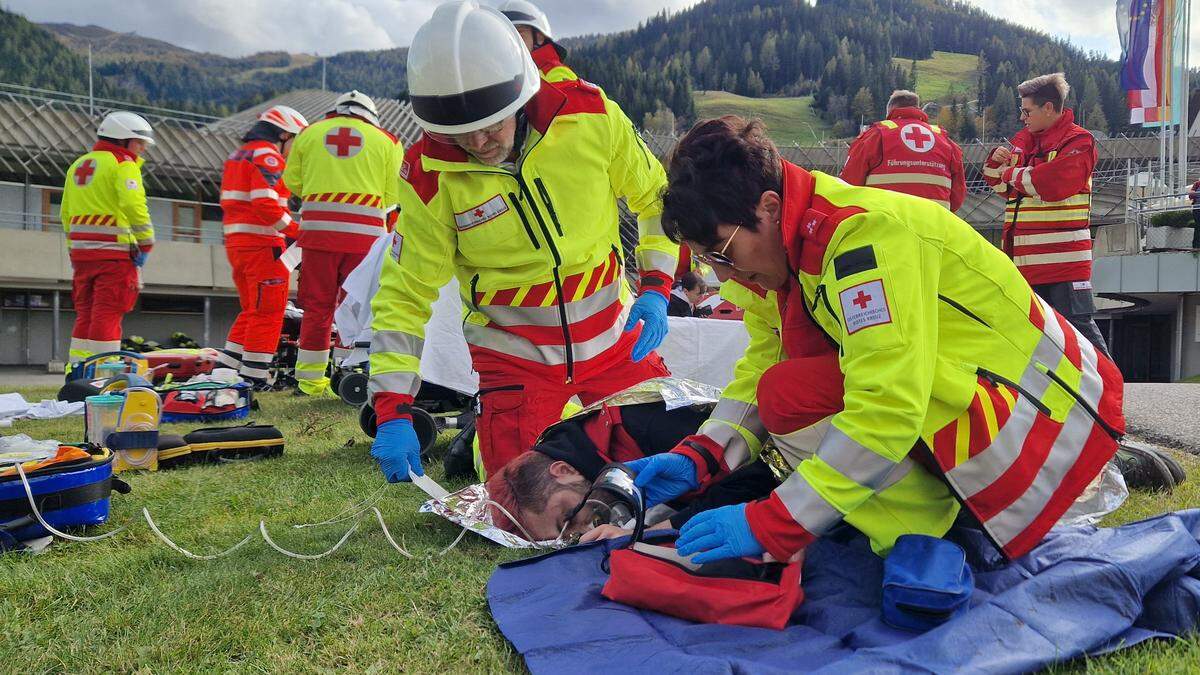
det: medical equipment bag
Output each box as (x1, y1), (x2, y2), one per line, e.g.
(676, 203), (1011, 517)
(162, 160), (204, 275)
(881, 534), (975, 632)
(0, 445), (128, 542)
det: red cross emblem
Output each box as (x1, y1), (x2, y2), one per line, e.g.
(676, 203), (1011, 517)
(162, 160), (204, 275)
(325, 127), (363, 158)
(852, 290), (873, 310)
(473, 208), (485, 218)
(900, 123), (935, 153)
(74, 159), (96, 186)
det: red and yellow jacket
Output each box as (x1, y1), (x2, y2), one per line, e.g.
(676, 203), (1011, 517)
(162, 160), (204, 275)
(370, 79), (675, 422)
(531, 42), (577, 83)
(983, 109), (1096, 286)
(841, 107), (965, 212)
(220, 140), (296, 248)
(60, 141), (154, 263)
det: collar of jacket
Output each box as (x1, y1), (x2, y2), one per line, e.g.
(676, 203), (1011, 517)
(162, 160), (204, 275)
(1027, 107), (1078, 152)
(92, 139), (142, 165)
(419, 82), (569, 173)
(886, 106), (928, 123)
(531, 41), (567, 73)
(776, 160), (818, 273)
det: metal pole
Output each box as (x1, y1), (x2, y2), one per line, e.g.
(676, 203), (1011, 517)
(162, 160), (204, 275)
(88, 43), (94, 116)
(203, 296), (212, 347)
(52, 290), (60, 363)
(1178, 0), (1191, 193)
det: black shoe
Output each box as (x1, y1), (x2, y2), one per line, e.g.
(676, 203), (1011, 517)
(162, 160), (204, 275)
(443, 422), (476, 480)
(246, 378), (274, 393)
(1115, 441), (1178, 492)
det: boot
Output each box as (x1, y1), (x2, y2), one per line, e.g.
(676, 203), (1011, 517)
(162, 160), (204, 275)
(1114, 441), (1182, 492)
(443, 421), (476, 480)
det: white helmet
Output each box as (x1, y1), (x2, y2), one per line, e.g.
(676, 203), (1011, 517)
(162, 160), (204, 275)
(97, 111), (155, 145)
(500, 0), (553, 40)
(257, 104), (309, 134)
(407, 1), (541, 136)
(331, 90), (380, 126)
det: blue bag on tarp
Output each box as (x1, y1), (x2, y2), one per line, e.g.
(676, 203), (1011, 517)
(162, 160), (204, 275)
(882, 534), (974, 632)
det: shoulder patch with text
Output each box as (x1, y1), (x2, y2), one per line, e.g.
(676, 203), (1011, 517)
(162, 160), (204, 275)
(839, 279), (892, 334)
(454, 194), (508, 231)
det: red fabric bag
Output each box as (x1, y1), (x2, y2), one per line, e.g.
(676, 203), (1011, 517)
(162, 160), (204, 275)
(601, 534), (804, 630)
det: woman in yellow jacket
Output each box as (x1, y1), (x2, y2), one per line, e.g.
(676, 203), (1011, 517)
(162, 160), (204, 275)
(630, 116), (1125, 564)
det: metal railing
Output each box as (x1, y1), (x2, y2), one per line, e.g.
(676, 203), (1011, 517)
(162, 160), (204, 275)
(0, 208), (225, 246)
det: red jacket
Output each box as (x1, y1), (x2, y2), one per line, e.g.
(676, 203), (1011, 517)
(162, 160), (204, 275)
(220, 140), (296, 248)
(841, 107), (965, 212)
(983, 109), (1096, 286)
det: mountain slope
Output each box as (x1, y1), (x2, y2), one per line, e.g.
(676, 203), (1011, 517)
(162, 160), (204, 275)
(0, 11), (128, 98)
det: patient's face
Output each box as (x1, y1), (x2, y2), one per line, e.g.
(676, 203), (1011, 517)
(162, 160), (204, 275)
(521, 463), (595, 541)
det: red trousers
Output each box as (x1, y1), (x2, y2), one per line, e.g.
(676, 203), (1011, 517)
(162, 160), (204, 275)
(473, 348), (670, 476)
(224, 246), (290, 380)
(756, 354), (846, 437)
(70, 258), (138, 356)
(296, 248), (365, 353)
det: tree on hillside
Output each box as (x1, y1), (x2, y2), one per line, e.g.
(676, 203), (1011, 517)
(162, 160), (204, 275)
(989, 83), (1021, 138)
(907, 58), (919, 91)
(1086, 102), (1109, 134)
(851, 86), (876, 125)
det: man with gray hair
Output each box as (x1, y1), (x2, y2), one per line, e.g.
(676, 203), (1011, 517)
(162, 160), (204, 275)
(982, 72), (1107, 355)
(841, 89), (965, 212)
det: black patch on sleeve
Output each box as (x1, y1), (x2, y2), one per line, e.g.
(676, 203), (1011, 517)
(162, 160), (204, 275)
(833, 245), (877, 280)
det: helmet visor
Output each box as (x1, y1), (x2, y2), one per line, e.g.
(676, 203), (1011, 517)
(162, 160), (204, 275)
(410, 74), (525, 132)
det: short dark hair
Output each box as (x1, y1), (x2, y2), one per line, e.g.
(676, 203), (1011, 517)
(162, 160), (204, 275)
(678, 270), (705, 292)
(1018, 72), (1070, 113)
(661, 116), (782, 249)
(485, 451), (558, 534)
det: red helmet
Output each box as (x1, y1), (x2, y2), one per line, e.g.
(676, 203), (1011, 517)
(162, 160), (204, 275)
(257, 105), (309, 134)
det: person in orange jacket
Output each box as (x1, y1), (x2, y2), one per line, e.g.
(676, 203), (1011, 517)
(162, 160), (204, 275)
(216, 105), (308, 388)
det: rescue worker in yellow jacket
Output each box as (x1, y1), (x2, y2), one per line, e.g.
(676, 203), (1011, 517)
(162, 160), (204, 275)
(60, 111), (156, 363)
(369, 1), (677, 482)
(283, 90), (404, 396)
(630, 116), (1124, 564)
(500, 0), (577, 83)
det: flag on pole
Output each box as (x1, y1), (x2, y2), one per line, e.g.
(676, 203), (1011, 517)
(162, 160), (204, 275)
(1120, 0), (1177, 125)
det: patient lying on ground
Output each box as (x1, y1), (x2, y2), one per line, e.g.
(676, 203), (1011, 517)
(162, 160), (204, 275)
(485, 401), (779, 542)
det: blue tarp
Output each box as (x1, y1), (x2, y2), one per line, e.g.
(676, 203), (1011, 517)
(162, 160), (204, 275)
(487, 510), (1200, 674)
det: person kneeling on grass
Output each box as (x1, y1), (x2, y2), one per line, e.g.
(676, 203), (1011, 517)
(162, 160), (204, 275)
(485, 396), (783, 543)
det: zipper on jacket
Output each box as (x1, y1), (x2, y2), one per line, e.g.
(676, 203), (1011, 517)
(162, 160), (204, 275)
(977, 367), (1051, 416)
(470, 274), (481, 311)
(1038, 366), (1123, 439)
(508, 192), (541, 250)
(938, 294), (990, 328)
(517, 173), (574, 382)
(807, 285), (843, 356)
(533, 178), (564, 237)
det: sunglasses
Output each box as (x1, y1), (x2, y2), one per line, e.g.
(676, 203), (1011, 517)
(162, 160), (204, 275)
(693, 225), (741, 267)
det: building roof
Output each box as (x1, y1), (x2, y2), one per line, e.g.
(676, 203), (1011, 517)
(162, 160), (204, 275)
(212, 89), (424, 145)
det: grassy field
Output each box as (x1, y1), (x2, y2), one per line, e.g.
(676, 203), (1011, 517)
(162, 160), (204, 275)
(893, 50), (980, 103)
(693, 90), (833, 145)
(1, 385), (1198, 672)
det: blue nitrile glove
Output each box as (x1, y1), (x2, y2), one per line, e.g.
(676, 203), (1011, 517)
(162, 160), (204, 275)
(623, 292), (669, 362)
(370, 419), (423, 483)
(626, 453), (699, 507)
(675, 503), (766, 564)
(131, 251), (148, 268)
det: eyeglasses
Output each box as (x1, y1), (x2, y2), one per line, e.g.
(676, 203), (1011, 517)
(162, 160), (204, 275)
(693, 225), (741, 267)
(1018, 108), (1036, 118)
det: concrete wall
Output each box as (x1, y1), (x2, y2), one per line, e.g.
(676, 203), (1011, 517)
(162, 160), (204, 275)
(1182, 293), (1200, 380)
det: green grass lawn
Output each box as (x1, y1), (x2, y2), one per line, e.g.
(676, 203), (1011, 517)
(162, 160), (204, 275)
(893, 50), (980, 103)
(1, 385), (1198, 672)
(693, 90), (834, 145)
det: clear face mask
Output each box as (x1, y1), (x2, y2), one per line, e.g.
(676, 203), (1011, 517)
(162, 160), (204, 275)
(556, 463), (646, 547)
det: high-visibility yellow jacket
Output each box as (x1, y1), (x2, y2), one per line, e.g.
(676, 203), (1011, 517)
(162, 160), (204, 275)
(60, 141), (154, 263)
(282, 114), (403, 254)
(711, 162), (1124, 562)
(370, 79), (675, 415)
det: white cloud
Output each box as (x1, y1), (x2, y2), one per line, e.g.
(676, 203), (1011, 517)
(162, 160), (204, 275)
(4, 0), (704, 57)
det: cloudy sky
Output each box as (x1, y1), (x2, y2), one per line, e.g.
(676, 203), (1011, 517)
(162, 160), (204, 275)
(4, 0), (1196, 60)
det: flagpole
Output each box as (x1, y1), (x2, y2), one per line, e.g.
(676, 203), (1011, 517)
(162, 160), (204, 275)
(1178, 0), (1190, 193)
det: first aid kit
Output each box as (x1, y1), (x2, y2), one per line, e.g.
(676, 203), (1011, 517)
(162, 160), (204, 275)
(66, 351), (150, 383)
(881, 534), (975, 632)
(0, 445), (129, 544)
(161, 382), (252, 423)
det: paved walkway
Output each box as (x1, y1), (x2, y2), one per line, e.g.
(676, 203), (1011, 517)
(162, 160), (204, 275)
(0, 367), (64, 389)
(1124, 383), (1200, 453)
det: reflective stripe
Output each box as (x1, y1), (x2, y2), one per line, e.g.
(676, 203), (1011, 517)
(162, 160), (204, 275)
(295, 349), (329, 379)
(69, 240), (128, 251)
(273, 213), (293, 231)
(815, 426), (906, 490)
(769, 417), (831, 466)
(879, 120), (899, 129)
(991, 182), (1010, 194)
(300, 220), (385, 236)
(699, 419), (759, 469)
(242, 351), (273, 363)
(368, 370), (421, 399)
(639, 213), (667, 237)
(865, 172), (953, 189)
(772, 472), (846, 535)
(481, 279), (619, 328)
(1016, 168), (1040, 198)
(240, 363), (270, 380)
(224, 341), (244, 354)
(252, 147), (279, 159)
(1013, 250), (1092, 267)
(68, 224), (120, 235)
(215, 349), (242, 369)
(225, 223), (285, 237)
(371, 330), (425, 357)
(222, 188), (281, 202)
(1013, 229), (1091, 246)
(463, 304), (630, 366)
(637, 249), (677, 276)
(708, 397), (765, 438)
(982, 165), (1003, 179)
(92, 339), (121, 353)
(1006, 210), (1090, 224)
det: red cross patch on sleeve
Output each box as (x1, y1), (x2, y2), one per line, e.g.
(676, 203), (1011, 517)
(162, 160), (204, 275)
(839, 279), (892, 334)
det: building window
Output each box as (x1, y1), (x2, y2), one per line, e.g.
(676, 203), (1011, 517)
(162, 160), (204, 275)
(173, 202), (201, 243)
(41, 189), (63, 232)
